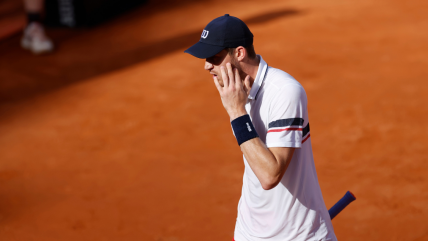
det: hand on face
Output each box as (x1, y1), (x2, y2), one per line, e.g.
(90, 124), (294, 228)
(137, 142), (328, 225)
(213, 62), (251, 120)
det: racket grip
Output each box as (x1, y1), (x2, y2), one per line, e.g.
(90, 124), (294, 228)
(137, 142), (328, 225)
(328, 191), (356, 220)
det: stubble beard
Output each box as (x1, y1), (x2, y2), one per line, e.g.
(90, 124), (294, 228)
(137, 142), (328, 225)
(216, 57), (246, 87)
(214, 55), (247, 87)
(230, 56), (246, 81)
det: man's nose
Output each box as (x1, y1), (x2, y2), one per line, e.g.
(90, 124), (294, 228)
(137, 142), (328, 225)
(204, 61), (213, 70)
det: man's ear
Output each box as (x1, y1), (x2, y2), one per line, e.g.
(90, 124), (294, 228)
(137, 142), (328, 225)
(235, 46), (246, 61)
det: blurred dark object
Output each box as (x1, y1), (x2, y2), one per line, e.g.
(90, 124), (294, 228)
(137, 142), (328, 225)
(44, 0), (147, 27)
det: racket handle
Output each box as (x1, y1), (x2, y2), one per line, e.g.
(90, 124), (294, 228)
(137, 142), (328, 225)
(328, 191), (356, 220)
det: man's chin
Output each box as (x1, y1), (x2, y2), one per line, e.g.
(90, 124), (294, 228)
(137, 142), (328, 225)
(213, 77), (224, 87)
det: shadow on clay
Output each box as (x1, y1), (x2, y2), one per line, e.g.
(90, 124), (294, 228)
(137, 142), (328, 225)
(0, 5), (302, 104)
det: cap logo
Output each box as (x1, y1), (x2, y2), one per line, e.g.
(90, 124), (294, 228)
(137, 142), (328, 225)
(201, 30), (209, 39)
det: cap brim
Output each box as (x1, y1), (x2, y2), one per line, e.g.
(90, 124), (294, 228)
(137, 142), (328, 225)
(184, 41), (225, 59)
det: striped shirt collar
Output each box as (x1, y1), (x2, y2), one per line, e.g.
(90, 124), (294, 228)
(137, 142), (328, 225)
(248, 55), (268, 100)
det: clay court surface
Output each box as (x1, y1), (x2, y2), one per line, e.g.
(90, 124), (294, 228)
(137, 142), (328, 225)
(0, 0), (427, 240)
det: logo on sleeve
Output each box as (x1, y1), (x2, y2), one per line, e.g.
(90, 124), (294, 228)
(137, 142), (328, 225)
(201, 30), (209, 39)
(246, 123), (252, 132)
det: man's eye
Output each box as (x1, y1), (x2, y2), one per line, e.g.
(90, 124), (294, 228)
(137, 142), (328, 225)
(212, 57), (222, 63)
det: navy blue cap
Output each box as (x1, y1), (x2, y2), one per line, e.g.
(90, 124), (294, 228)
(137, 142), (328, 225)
(185, 14), (253, 59)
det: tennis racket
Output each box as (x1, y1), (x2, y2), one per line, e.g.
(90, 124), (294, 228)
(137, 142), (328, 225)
(328, 191), (356, 220)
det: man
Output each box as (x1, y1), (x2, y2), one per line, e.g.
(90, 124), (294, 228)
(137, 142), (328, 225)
(185, 14), (337, 241)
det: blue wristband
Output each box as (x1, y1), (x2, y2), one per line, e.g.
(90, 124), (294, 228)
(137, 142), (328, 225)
(231, 114), (259, 146)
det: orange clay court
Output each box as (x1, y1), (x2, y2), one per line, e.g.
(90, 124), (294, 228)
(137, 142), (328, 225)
(0, 0), (427, 240)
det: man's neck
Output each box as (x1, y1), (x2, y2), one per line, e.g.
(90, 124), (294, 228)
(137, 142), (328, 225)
(243, 55), (261, 88)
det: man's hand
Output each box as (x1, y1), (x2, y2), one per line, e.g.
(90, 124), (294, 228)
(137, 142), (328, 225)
(213, 63), (251, 120)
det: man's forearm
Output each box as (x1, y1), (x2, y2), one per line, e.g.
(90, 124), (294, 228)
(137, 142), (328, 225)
(240, 138), (290, 190)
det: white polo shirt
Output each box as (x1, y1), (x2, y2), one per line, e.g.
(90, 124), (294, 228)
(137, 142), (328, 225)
(234, 56), (337, 241)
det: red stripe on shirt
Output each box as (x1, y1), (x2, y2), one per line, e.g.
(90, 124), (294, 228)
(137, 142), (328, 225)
(302, 133), (311, 144)
(267, 127), (302, 133)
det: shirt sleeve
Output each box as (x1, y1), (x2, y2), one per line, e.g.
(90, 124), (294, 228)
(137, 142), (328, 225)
(265, 84), (308, 148)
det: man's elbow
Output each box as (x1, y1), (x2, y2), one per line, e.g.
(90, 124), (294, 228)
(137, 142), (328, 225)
(260, 177), (281, 190)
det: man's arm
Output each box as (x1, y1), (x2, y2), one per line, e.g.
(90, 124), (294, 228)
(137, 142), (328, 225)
(213, 63), (295, 190)
(241, 138), (295, 190)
